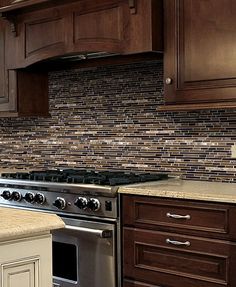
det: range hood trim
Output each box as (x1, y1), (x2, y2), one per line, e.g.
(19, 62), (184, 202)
(58, 52), (120, 61)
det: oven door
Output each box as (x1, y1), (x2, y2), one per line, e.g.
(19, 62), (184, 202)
(52, 217), (116, 287)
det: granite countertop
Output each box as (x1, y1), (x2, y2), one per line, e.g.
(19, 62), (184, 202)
(0, 207), (65, 242)
(119, 178), (236, 204)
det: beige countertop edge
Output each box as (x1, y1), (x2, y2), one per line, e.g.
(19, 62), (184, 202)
(0, 207), (65, 242)
(118, 178), (236, 204)
(119, 189), (236, 204)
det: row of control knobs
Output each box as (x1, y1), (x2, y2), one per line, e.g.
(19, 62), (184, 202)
(1, 191), (101, 212)
(1, 190), (45, 204)
(53, 197), (100, 211)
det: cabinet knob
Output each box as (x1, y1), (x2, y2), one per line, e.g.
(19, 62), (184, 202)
(53, 197), (66, 210)
(165, 77), (173, 85)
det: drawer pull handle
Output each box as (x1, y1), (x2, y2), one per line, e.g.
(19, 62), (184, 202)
(166, 212), (191, 220)
(166, 238), (191, 247)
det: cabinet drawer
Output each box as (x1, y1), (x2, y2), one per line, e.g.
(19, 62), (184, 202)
(123, 228), (236, 287)
(122, 195), (236, 239)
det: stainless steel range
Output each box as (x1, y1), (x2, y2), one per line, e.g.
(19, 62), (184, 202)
(0, 169), (168, 287)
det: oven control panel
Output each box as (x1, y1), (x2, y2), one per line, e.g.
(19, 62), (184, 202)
(0, 187), (117, 219)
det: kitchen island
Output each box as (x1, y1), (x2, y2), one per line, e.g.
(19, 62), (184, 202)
(0, 207), (64, 287)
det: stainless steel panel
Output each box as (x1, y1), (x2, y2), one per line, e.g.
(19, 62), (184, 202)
(0, 187), (117, 219)
(53, 217), (116, 287)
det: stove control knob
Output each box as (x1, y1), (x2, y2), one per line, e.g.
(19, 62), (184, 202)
(24, 192), (35, 203)
(35, 193), (46, 205)
(1, 190), (12, 200)
(74, 197), (88, 210)
(12, 191), (22, 202)
(87, 198), (100, 211)
(53, 197), (66, 210)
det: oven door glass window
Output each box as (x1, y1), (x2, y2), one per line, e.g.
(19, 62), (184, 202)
(53, 241), (78, 282)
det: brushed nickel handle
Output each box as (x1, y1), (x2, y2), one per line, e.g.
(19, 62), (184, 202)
(166, 212), (191, 220)
(166, 238), (191, 247)
(165, 77), (173, 85)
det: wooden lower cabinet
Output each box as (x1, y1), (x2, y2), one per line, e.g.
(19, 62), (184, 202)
(123, 228), (236, 287)
(122, 195), (236, 287)
(0, 234), (52, 287)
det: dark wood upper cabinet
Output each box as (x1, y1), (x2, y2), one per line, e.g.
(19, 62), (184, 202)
(2, 0), (163, 69)
(0, 19), (11, 112)
(162, 0), (236, 110)
(0, 0), (162, 117)
(0, 18), (48, 117)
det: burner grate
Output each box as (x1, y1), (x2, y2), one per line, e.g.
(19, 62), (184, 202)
(1, 170), (168, 186)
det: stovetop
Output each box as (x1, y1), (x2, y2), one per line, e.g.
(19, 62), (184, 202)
(0, 169), (168, 186)
(0, 169), (168, 218)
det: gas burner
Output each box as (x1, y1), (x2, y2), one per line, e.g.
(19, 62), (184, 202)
(29, 170), (66, 182)
(2, 172), (30, 180)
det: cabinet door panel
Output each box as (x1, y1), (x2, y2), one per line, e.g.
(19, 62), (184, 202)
(2, 258), (39, 287)
(22, 8), (68, 65)
(72, 0), (127, 53)
(0, 19), (8, 106)
(123, 228), (236, 287)
(0, 20), (5, 103)
(74, 7), (122, 41)
(25, 17), (66, 57)
(0, 19), (17, 112)
(182, 0), (236, 83)
(164, 0), (236, 104)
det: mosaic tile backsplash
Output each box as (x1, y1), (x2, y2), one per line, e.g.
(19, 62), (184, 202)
(0, 61), (235, 182)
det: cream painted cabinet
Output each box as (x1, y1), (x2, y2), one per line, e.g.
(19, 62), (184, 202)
(0, 234), (52, 287)
(2, 259), (38, 287)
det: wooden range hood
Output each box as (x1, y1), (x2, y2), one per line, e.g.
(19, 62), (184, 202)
(1, 0), (163, 69)
(0, 0), (163, 117)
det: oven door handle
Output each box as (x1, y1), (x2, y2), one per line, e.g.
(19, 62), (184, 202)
(64, 225), (113, 238)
